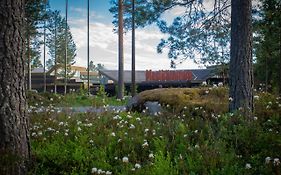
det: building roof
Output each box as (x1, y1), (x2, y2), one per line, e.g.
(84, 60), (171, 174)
(99, 70), (146, 83)
(80, 71), (99, 76)
(71, 66), (87, 72)
(99, 69), (214, 84)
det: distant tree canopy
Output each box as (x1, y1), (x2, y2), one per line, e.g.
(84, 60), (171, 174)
(46, 10), (77, 79)
(88, 61), (105, 71)
(109, 0), (231, 67)
(25, 0), (47, 69)
(254, 0), (281, 93)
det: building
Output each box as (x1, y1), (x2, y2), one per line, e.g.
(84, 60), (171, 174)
(99, 68), (224, 95)
(29, 66), (100, 93)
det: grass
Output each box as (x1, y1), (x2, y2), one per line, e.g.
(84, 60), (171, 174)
(27, 87), (281, 174)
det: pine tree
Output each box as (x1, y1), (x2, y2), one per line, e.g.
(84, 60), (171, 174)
(46, 11), (77, 79)
(254, 0), (281, 94)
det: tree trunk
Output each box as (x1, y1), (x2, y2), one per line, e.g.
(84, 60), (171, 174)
(118, 0), (124, 99)
(0, 0), (30, 174)
(131, 0), (136, 97)
(229, 0), (253, 116)
(279, 21), (281, 95)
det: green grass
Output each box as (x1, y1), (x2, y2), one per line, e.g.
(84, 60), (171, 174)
(28, 88), (281, 175)
(27, 91), (128, 107)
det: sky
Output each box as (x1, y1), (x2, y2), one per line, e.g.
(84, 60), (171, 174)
(46, 0), (203, 70)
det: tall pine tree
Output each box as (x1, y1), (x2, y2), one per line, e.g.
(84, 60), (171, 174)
(46, 11), (77, 79)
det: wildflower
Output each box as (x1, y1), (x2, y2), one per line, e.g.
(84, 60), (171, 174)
(105, 171), (112, 175)
(184, 106), (187, 109)
(142, 141), (149, 147)
(114, 157), (118, 160)
(64, 132), (68, 136)
(136, 117), (141, 121)
(129, 124), (135, 129)
(265, 157), (271, 164)
(218, 82), (223, 87)
(131, 168), (136, 171)
(274, 158), (280, 166)
(149, 153), (154, 158)
(144, 128), (149, 133)
(38, 131), (43, 136)
(183, 134), (188, 138)
(202, 81), (207, 86)
(195, 144), (200, 149)
(245, 163), (251, 169)
(77, 127), (82, 131)
(229, 97), (233, 102)
(135, 163), (141, 169)
(194, 130), (198, 134)
(254, 117), (258, 120)
(213, 84), (218, 88)
(91, 167), (97, 173)
(205, 90), (209, 94)
(127, 115), (132, 119)
(166, 104), (170, 108)
(97, 169), (103, 174)
(31, 132), (36, 137)
(254, 95), (259, 100)
(122, 156), (129, 163)
(111, 132), (116, 137)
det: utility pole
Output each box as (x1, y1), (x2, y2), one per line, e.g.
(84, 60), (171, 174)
(64, 0), (68, 94)
(87, 0), (90, 95)
(131, 0), (136, 96)
(54, 13), (57, 94)
(43, 0), (47, 93)
(117, 0), (124, 99)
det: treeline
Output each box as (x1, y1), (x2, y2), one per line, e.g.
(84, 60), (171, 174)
(25, 0), (76, 77)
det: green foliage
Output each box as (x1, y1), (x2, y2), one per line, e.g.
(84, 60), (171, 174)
(24, 0), (47, 69)
(109, 0), (231, 67)
(254, 0), (281, 93)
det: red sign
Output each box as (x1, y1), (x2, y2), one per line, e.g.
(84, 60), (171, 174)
(146, 70), (193, 81)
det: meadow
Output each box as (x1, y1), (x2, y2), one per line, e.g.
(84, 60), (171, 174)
(27, 87), (281, 175)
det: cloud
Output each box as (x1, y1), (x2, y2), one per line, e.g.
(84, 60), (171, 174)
(45, 15), (202, 71)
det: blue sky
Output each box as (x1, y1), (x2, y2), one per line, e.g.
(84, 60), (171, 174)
(45, 0), (202, 70)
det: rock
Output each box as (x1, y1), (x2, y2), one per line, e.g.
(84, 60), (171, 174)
(144, 101), (162, 115)
(126, 95), (141, 111)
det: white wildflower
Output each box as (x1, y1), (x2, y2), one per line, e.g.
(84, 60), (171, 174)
(149, 153), (154, 158)
(111, 132), (116, 137)
(254, 95), (259, 100)
(91, 167), (97, 173)
(105, 171), (112, 175)
(135, 163), (141, 169)
(142, 141), (149, 147)
(274, 158), (280, 166)
(229, 97), (233, 102)
(129, 124), (136, 129)
(122, 156), (129, 163)
(245, 163), (251, 169)
(218, 82), (223, 87)
(265, 157), (271, 164)
(202, 81), (207, 86)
